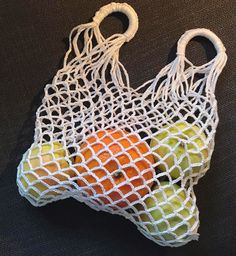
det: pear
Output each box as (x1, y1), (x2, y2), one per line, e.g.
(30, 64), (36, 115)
(18, 141), (74, 200)
(150, 122), (208, 178)
(136, 182), (198, 244)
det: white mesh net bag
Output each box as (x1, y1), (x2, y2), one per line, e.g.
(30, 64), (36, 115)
(16, 2), (227, 247)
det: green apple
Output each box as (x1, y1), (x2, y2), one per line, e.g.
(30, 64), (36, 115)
(150, 122), (208, 178)
(136, 181), (198, 242)
(19, 141), (74, 199)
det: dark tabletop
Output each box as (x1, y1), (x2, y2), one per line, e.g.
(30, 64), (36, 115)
(1, 1), (236, 255)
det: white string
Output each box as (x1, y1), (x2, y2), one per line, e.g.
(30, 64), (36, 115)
(16, 3), (227, 248)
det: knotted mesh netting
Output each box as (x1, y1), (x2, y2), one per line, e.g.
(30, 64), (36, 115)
(16, 2), (227, 247)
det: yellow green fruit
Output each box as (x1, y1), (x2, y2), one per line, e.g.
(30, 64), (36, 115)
(137, 182), (197, 242)
(150, 122), (208, 178)
(19, 141), (74, 199)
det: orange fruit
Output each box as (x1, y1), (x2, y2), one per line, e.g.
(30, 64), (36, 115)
(75, 129), (155, 208)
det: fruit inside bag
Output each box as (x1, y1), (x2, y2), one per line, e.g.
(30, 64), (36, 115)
(16, 2), (227, 247)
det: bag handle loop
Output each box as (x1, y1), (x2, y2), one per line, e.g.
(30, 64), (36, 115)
(93, 2), (139, 42)
(177, 28), (226, 58)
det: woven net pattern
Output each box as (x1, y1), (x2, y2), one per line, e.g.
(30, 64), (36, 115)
(16, 3), (227, 247)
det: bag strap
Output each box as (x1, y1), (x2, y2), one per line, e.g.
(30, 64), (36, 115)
(63, 2), (139, 67)
(93, 2), (139, 43)
(177, 28), (226, 57)
(176, 28), (227, 93)
(141, 28), (227, 99)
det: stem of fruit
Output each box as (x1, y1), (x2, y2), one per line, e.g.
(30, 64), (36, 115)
(113, 171), (123, 179)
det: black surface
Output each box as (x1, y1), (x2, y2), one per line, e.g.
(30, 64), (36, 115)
(1, 1), (236, 255)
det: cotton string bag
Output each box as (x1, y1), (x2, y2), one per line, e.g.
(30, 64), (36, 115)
(16, 2), (227, 247)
